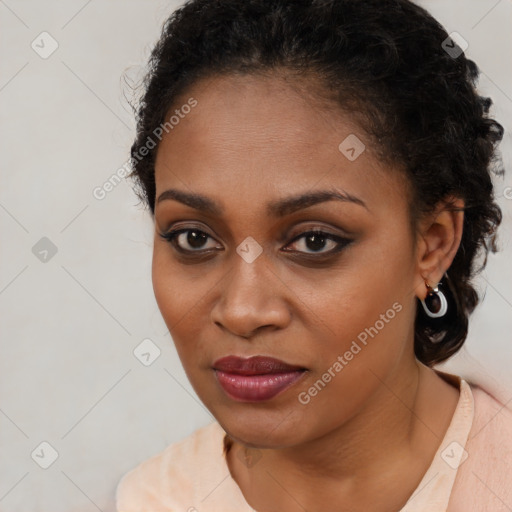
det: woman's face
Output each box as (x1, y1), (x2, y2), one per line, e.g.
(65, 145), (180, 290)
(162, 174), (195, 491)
(152, 73), (423, 448)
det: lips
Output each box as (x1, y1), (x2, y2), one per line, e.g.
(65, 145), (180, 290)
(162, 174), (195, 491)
(212, 355), (307, 402)
(213, 355), (305, 375)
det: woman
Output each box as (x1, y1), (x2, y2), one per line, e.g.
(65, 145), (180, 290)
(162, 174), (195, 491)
(116, 0), (512, 510)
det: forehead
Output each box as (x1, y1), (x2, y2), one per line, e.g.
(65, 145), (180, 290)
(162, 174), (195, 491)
(154, 73), (406, 216)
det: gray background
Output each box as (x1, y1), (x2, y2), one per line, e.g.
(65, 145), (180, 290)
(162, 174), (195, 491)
(1, 0), (511, 510)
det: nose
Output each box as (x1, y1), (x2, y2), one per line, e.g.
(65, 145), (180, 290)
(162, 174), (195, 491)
(210, 249), (292, 339)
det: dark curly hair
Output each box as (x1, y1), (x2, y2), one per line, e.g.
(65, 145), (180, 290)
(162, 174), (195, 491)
(126, 0), (504, 368)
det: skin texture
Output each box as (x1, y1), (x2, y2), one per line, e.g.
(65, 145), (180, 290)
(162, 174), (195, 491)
(152, 73), (464, 511)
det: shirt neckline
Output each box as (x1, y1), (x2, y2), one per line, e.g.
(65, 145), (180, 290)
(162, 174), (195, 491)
(400, 371), (474, 510)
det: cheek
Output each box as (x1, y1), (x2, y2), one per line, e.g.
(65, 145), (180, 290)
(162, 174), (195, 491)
(295, 225), (415, 405)
(301, 281), (407, 387)
(151, 246), (180, 324)
(151, 245), (199, 355)
(293, 295), (411, 440)
(304, 226), (413, 347)
(151, 241), (210, 322)
(151, 243), (220, 375)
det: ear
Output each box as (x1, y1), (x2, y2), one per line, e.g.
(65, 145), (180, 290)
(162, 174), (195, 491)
(414, 196), (465, 300)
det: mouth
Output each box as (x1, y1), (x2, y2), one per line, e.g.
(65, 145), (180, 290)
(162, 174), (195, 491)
(212, 355), (308, 402)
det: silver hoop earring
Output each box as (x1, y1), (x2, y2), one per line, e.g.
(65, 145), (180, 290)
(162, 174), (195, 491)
(421, 281), (448, 318)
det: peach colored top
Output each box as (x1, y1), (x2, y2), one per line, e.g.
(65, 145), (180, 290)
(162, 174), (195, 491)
(115, 371), (512, 511)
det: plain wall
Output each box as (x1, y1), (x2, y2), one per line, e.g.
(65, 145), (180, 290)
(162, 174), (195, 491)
(1, 1), (511, 510)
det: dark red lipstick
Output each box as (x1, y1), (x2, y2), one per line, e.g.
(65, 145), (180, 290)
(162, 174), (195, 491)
(212, 355), (307, 402)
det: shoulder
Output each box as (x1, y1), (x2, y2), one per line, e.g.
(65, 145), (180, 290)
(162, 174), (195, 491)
(448, 383), (512, 511)
(469, 383), (512, 449)
(115, 421), (226, 512)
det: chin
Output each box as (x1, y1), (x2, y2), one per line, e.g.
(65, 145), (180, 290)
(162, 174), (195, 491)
(216, 409), (308, 449)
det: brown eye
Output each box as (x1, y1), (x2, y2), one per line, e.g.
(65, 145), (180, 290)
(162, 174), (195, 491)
(284, 230), (352, 255)
(159, 228), (221, 253)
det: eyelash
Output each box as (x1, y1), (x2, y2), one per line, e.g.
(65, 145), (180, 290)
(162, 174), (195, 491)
(158, 227), (352, 258)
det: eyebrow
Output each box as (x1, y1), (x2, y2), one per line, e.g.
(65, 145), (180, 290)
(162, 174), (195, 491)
(156, 187), (368, 217)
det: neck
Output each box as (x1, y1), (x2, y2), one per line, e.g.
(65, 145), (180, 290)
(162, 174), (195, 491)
(265, 361), (423, 479)
(227, 361), (460, 511)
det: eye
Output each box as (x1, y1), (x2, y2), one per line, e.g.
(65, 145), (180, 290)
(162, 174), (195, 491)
(284, 229), (351, 255)
(159, 228), (221, 253)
